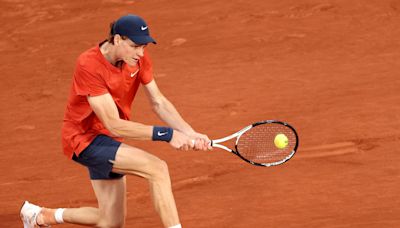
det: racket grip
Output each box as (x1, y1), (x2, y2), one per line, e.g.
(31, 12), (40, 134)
(191, 139), (213, 147)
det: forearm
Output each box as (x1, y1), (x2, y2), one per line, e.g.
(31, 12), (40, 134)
(153, 98), (194, 135)
(107, 118), (153, 140)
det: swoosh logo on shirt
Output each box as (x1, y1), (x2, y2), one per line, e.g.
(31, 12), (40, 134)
(141, 26), (148, 31)
(130, 69), (139, 77)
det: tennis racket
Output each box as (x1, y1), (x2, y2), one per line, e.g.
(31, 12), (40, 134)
(210, 120), (299, 167)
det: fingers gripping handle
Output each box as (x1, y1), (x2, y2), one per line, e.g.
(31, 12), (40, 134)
(191, 139), (214, 147)
(192, 139), (232, 152)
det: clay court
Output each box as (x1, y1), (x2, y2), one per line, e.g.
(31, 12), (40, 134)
(1, 0), (399, 227)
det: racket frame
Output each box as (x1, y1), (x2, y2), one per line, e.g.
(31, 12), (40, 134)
(211, 120), (299, 167)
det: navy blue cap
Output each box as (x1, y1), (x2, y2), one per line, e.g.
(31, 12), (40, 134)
(112, 14), (156, 45)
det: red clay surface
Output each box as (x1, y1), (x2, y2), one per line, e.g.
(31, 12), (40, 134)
(1, 0), (400, 227)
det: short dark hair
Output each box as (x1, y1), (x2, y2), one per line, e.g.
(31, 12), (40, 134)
(107, 22), (128, 44)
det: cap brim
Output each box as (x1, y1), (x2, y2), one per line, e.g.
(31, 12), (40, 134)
(129, 35), (157, 45)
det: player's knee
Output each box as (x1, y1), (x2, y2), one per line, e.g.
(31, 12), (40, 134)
(149, 159), (170, 182)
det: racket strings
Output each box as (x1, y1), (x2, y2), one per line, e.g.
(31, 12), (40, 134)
(236, 123), (297, 164)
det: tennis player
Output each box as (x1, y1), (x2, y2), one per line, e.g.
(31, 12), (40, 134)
(20, 14), (210, 228)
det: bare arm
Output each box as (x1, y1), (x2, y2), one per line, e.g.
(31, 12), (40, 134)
(87, 92), (194, 150)
(144, 80), (195, 135)
(144, 80), (211, 150)
(87, 93), (152, 139)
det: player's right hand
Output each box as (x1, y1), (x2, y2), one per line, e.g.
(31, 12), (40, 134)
(169, 130), (194, 151)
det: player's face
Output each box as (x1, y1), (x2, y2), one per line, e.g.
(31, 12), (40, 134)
(118, 38), (146, 66)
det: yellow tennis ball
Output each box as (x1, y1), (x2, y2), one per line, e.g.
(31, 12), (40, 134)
(274, 133), (288, 149)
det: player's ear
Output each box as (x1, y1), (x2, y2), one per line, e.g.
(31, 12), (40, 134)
(114, 34), (121, 46)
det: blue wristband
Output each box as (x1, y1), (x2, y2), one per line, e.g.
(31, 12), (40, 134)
(152, 126), (173, 142)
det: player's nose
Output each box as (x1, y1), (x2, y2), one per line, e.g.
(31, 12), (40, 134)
(137, 47), (145, 57)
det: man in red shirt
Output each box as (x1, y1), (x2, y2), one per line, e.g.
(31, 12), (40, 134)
(21, 14), (210, 228)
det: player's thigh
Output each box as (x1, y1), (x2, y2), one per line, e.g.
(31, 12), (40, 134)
(91, 177), (127, 226)
(111, 143), (168, 179)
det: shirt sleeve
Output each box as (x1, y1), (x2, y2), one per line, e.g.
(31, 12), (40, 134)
(73, 65), (108, 96)
(138, 50), (154, 85)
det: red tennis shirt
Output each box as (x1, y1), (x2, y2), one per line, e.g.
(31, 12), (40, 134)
(62, 43), (153, 159)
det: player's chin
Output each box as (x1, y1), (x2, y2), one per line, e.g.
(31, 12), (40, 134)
(123, 58), (138, 67)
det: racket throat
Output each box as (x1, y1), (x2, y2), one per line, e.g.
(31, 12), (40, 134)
(212, 142), (235, 153)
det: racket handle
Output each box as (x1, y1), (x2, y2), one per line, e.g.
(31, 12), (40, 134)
(191, 139), (213, 148)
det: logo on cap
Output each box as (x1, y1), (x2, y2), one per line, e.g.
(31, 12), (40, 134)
(113, 14), (156, 45)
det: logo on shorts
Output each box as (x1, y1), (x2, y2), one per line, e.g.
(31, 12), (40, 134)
(157, 131), (168, 136)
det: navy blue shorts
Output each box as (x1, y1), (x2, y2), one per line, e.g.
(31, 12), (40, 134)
(72, 134), (125, 180)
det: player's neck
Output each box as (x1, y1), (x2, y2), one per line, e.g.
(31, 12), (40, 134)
(100, 42), (118, 66)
